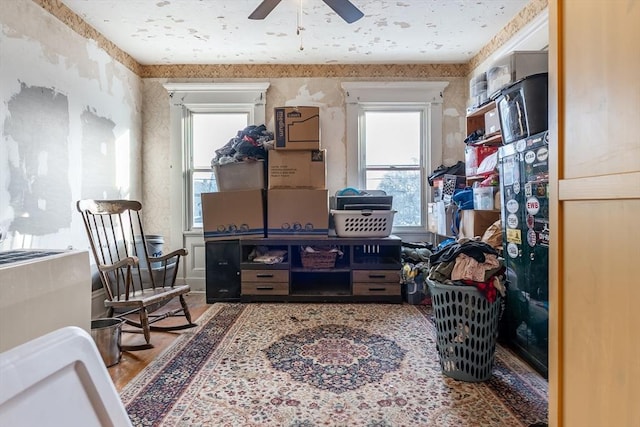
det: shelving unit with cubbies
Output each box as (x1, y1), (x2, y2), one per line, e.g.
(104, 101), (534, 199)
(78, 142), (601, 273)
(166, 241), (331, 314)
(236, 236), (403, 303)
(460, 100), (503, 238)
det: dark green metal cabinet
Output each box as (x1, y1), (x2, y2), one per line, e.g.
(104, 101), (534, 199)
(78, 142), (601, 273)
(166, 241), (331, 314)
(498, 131), (549, 377)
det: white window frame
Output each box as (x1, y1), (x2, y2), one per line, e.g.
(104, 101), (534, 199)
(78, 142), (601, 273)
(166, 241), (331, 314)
(342, 81), (449, 238)
(164, 82), (269, 289)
(184, 104), (256, 230)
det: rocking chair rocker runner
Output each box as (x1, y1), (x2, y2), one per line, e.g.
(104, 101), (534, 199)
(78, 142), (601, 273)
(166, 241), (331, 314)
(77, 199), (196, 349)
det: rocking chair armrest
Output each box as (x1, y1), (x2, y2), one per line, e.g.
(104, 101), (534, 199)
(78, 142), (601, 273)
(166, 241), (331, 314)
(149, 248), (188, 263)
(98, 256), (138, 273)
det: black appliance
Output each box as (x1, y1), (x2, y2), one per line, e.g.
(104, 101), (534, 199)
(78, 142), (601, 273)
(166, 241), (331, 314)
(495, 73), (548, 144)
(330, 193), (393, 211)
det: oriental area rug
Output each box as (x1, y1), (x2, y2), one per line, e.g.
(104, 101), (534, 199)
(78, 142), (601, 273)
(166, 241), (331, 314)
(120, 303), (548, 427)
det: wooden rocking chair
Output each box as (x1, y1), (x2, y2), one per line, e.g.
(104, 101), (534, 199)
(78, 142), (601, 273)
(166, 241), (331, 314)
(77, 199), (196, 349)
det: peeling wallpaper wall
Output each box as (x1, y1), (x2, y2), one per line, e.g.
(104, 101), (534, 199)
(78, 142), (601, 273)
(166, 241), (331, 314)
(142, 77), (467, 244)
(2, 0), (544, 254)
(0, 0), (142, 251)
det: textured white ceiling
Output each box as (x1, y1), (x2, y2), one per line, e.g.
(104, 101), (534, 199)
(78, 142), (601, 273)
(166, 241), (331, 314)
(60, 0), (531, 65)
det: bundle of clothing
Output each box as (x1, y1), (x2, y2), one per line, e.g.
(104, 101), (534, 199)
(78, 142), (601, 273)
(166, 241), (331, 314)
(401, 242), (433, 275)
(211, 124), (274, 166)
(428, 237), (506, 302)
(400, 242), (433, 289)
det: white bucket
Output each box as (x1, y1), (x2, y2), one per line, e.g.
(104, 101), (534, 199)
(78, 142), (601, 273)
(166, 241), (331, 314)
(135, 235), (164, 269)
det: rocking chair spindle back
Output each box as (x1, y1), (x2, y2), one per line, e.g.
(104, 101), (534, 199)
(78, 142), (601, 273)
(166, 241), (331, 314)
(77, 199), (196, 349)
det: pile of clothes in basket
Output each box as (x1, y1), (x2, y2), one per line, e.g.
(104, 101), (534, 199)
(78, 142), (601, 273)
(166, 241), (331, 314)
(211, 124), (273, 166)
(400, 234), (506, 304)
(428, 237), (506, 302)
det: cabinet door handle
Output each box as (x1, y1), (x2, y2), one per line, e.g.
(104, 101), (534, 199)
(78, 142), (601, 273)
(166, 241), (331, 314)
(369, 287), (387, 291)
(368, 274), (386, 279)
(256, 286), (274, 290)
(256, 274), (274, 278)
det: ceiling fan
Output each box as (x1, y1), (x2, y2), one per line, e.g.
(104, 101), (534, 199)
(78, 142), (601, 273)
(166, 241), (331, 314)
(249, 0), (364, 24)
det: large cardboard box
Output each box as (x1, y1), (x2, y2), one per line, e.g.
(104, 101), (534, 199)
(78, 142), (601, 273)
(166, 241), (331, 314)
(458, 210), (500, 239)
(484, 108), (501, 135)
(267, 189), (328, 237)
(201, 190), (265, 241)
(268, 149), (326, 189)
(213, 160), (265, 192)
(274, 106), (320, 150)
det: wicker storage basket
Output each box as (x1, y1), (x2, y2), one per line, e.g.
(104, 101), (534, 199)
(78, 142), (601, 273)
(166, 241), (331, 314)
(300, 248), (338, 269)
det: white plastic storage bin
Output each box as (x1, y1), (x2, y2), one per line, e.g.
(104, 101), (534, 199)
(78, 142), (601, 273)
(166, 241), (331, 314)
(486, 51), (548, 96)
(473, 186), (497, 210)
(469, 72), (487, 95)
(331, 209), (396, 237)
(212, 160), (265, 192)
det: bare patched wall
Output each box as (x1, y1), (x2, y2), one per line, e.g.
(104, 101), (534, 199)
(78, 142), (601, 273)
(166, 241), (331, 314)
(0, 0), (142, 251)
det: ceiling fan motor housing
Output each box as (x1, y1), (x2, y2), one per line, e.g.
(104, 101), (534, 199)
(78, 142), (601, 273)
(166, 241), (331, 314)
(249, 0), (364, 24)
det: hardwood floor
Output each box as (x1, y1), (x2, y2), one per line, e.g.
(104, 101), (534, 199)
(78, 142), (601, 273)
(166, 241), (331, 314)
(108, 292), (210, 392)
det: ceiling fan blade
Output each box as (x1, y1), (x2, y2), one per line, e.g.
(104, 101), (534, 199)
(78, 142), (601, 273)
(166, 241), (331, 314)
(322, 0), (364, 23)
(248, 0), (283, 20)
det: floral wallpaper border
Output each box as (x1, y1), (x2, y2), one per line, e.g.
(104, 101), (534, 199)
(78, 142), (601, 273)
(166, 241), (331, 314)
(138, 63), (468, 78)
(32, 0), (547, 79)
(467, 0), (549, 72)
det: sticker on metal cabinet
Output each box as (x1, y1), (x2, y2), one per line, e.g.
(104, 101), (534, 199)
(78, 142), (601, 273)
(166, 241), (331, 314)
(507, 213), (519, 229)
(527, 229), (537, 247)
(506, 228), (522, 244)
(526, 197), (540, 215)
(516, 139), (527, 152)
(537, 147), (549, 162)
(526, 214), (535, 229)
(538, 223), (550, 247)
(507, 242), (519, 258)
(513, 181), (520, 194)
(524, 151), (536, 164)
(524, 182), (533, 198)
(506, 199), (519, 214)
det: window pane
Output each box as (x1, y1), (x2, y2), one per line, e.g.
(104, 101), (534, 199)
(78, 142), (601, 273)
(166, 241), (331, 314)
(192, 113), (249, 169)
(191, 112), (249, 229)
(192, 171), (217, 228)
(366, 170), (421, 226)
(364, 111), (421, 166)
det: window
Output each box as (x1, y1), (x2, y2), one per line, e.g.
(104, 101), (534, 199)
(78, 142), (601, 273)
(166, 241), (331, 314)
(189, 109), (251, 229)
(342, 81), (449, 235)
(164, 83), (269, 232)
(362, 108), (424, 226)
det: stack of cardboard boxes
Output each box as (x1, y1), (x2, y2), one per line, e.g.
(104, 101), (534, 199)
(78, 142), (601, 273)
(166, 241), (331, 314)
(202, 106), (328, 241)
